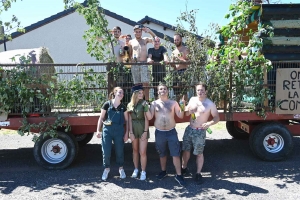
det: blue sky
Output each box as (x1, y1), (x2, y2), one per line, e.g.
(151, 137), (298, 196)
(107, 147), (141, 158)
(1, 0), (297, 35)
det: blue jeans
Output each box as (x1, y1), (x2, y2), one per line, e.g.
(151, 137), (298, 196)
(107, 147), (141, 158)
(102, 124), (124, 168)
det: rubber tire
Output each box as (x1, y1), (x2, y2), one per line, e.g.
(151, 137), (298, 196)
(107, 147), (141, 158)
(249, 122), (294, 161)
(226, 121), (249, 139)
(75, 133), (94, 147)
(33, 131), (79, 169)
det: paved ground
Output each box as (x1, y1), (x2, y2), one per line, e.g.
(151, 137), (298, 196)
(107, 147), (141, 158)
(0, 122), (300, 200)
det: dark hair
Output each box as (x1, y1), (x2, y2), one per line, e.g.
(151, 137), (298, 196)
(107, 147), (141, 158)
(126, 34), (132, 39)
(174, 33), (183, 38)
(113, 26), (121, 32)
(157, 82), (168, 90)
(195, 82), (207, 91)
(109, 87), (123, 100)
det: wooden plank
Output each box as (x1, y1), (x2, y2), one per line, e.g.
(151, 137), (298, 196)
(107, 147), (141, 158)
(262, 45), (300, 54)
(263, 37), (300, 46)
(262, 6), (300, 20)
(261, 29), (300, 37)
(263, 20), (300, 29)
(264, 53), (300, 61)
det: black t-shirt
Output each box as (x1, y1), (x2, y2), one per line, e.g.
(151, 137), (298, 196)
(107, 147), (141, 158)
(148, 46), (167, 62)
(101, 100), (127, 120)
(148, 46), (167, 74)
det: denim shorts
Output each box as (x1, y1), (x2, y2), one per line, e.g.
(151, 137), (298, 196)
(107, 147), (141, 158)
(131, 65), (149, 84)
(155, 128), (181, 157)
(182, 125), (206, 155)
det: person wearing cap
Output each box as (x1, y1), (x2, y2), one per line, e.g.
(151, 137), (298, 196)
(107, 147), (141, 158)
(128, 25), (156, 100)
(127, 84), (152, 181)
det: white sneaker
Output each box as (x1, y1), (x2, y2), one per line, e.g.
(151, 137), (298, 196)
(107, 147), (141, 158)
(131, 169), (139, 178)
(140, 171), (146, 181)
(102, 168), (110, 181)
(119, 168), (126, 179)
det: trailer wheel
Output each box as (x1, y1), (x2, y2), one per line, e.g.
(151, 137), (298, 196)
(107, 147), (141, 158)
(75, 133), (94, 147)
(249, 122), (293, 161)
(33, 131), (79, 169)
(226, 121), (249, 139)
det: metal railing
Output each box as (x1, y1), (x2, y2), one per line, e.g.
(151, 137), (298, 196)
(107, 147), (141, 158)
(0, 61), (298, 115)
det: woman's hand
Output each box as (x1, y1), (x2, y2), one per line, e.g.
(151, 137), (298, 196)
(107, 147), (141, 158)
(124, 132), (129, 142)
(96, 131), (102, 138)
(129, 132), (135, 141)
(140, 131), (148, 141)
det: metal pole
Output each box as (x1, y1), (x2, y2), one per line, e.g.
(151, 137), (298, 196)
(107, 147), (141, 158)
(1, 26), (6, 51)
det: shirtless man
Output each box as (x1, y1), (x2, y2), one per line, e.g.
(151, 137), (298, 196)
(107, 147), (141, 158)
(171, 33), (190, 100)
(148, 83), (186, 186)
(128, 25), (156, 100)
(181, 83), (220, 185)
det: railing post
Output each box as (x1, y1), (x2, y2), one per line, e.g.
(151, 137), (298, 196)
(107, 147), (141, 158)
(107, 62), (117, 95)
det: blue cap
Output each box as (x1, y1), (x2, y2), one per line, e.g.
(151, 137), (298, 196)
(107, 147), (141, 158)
(131, 84), (143, 93)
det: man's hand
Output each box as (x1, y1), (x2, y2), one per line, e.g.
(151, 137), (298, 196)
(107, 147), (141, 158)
(147, 58), (154, 63)
(143, 27), (150, 33)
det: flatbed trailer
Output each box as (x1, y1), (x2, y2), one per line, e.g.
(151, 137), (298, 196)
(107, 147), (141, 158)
(1, 3), (300, 169)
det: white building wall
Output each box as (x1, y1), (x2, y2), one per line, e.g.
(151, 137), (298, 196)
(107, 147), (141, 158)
(0, 12), (176, 63)
(142, 22), (175, 38)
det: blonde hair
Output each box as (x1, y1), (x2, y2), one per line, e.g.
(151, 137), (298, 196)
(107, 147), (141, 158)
(128, 90), (142, 107)
(109, 87), (122, 100)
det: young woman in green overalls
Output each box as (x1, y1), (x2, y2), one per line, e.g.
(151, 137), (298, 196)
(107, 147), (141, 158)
(96, 87), (129, 181)
(127, 85), (151, 180)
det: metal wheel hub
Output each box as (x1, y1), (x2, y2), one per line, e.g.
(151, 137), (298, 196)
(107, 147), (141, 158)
(263, 133), (284, 153)
(41, 138), (68, 164)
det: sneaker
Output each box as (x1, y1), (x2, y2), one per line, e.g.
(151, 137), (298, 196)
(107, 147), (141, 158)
(140, 171), (146, 181)
(181, 167), (189, 176)
(195, 173), (204, 185)
(102, 168), (110, 181)
(131, 168), (139, 178)
(119, 168), (126, 179)
(175, 175), (187, 187)
(156, 171), (167, 180)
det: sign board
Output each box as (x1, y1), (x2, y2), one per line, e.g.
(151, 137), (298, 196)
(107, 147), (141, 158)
(276, 68), (300, 114)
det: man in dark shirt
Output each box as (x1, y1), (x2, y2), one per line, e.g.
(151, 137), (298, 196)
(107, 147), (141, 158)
(147, 37), (168, 99)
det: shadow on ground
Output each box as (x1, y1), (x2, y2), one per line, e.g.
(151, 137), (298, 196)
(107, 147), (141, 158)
(0, 136), (300, 199)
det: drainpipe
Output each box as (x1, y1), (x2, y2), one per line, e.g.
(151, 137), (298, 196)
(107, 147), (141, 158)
(0, 26), (7, 51)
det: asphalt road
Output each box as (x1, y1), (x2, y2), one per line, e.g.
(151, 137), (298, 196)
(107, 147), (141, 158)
(0, 123), (300, 200)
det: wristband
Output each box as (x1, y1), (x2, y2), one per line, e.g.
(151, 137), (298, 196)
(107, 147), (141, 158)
(143, 130), (148, 132)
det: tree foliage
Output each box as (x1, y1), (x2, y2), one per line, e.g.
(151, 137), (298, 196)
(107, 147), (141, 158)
(0, 0), (25, 41)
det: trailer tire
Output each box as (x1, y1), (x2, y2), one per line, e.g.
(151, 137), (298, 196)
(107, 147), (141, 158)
(33, 131), (79, 169)
(249, 122), (293, 161)
(226, 121), (249, 139)
(75, 133), (94, 147)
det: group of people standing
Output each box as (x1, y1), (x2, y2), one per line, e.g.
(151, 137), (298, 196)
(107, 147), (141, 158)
(105, 25), (190, 101)
(96, 82), (220, 187)
(95, 24), (219, 187)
